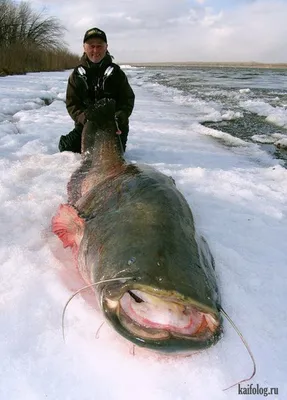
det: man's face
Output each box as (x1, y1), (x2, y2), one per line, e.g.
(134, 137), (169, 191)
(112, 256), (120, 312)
(83, 37), (108, 63)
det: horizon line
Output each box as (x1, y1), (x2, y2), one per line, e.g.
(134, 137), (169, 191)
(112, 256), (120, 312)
(117, 61), (287, 68)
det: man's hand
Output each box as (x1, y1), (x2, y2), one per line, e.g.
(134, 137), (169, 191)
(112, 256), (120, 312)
(85, 98), (117, 122)
(84, 104), (99, 122)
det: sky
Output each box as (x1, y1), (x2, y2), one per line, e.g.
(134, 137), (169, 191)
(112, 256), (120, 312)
(0, 66), (286, 399)
(26, 0), (287, 63)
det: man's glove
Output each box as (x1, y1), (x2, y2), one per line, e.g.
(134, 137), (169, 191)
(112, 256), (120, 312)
(115, 110), (128, 127)
(84, 104), (99, 122)
(85, 99), (117, 122)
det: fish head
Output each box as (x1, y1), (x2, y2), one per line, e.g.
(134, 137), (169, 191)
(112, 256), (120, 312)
(99, 278), (222, 353)
(92, 233), (222, 353)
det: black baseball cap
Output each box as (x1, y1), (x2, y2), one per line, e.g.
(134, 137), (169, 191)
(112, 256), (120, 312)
(83, 27), (107, 43)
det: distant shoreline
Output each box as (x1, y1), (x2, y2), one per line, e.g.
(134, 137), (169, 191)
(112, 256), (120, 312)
(123, 61), (287, 69)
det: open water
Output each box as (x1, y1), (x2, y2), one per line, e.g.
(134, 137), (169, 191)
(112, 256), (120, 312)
(126, 65), (287, 167)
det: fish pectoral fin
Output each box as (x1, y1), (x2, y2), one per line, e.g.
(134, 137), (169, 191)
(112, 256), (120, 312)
(52, 204), (84, 248)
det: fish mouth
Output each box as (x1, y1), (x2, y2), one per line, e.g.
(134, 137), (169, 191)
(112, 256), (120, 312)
(103, 287), (222, 352)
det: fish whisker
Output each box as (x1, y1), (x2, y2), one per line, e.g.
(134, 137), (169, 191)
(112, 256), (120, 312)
(95, 322), (105, 339)
(220, 306), (256, 391)
(62, 277), (134, 342)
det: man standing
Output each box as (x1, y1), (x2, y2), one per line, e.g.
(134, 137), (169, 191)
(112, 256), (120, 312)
(59, 27), (135, 153)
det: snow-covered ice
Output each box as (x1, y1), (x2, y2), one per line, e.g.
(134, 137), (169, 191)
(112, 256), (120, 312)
(0, 68), (286, 399)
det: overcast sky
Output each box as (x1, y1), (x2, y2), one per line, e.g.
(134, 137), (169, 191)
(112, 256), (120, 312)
(29, 0), (287, 63)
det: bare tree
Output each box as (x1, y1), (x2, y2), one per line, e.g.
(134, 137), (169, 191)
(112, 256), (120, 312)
(0, 0), (79, 75)
(0, 0), (67, 50)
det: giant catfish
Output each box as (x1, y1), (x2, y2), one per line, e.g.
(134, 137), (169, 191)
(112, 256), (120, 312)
(52, 98), (222, 352)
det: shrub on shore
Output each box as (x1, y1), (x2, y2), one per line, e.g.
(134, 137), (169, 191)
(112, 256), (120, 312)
(0, 0), (79, 75)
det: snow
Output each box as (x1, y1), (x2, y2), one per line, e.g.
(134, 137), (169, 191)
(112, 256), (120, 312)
(0, 69), (286, 399)
(241, 99), (287, 129)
